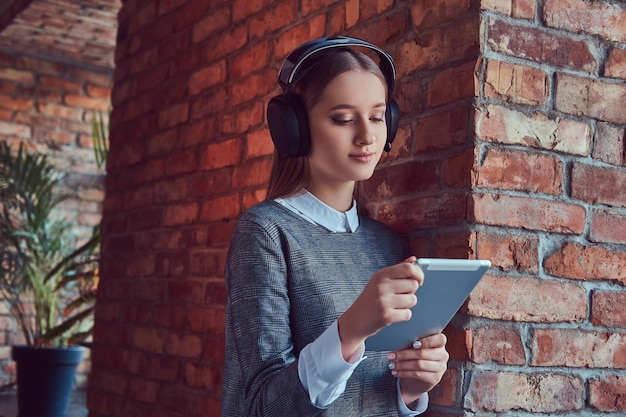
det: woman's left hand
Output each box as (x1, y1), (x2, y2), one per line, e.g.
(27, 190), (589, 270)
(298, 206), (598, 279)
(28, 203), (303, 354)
(387, 333), (449, 406)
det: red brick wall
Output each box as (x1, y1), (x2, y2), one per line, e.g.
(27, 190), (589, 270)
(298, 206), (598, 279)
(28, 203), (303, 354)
(0, 51), (112, 387)
(91, 0), (626, 416)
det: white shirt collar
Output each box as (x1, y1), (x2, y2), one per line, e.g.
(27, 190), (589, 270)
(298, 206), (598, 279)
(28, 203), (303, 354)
(275, 190), (360, 233)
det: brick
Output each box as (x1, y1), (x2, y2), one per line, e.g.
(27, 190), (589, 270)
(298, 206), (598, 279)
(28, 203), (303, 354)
(220, 101), (265, 132)
(590, 209), (626, 245)
(468, 274), (586, 322)
(544, 242), (626, 285)
(592, 122), (625, 166)
(592, 291), (626, 328)
(433, 231), (475, 259)
(190, 171), (232, 198)
(127, 376), (157, 404)
(231, 71), (274, 107)
(481, 0), (535, 19)
(184, 362), (221, 390)
(190, 87), (228, 119)
(156, 253), (187, 278)
(65, 94), (109, 111)
(188, 307), (226, 333)
(154, 177), (190, 203)
(412, 0), (473, 30)
(0, 68), (34, 84)
(395, 17), (479, 76)
(39, 76), (82, 93)
(131, 326), (165, 354)
(471, 193), (585, 234)
(302, 0), (340, 16)
(0, 120), (31, 137)
(146, 128), (177, 158)
(475, 231), (539, 273)
(165, 151), (198, 176)
(427, 61), (475, 108)
(589, 375), (626, 412)
(158, 102), (189, 129)
(191, 6), (230, 43)
(376, 192), (468, 233)
(476, 104), (591, 156)
(199, 194), (241, 222)
(556, 73), (626, 124)
(467, 371), (583, 412)
(249, 1), (300, 41)
(476, 148), (563, 195)
(128, 207), (162, 232)
(190, 250), (227, 277)
(484, 60), (549, 105)
(272, 15), (327, 60)
(173, 1), (212, 30)
(200, 138), (243, 170)
(242, 189), (266, 210)
(427, 367), (458, 407)
(606, 46), (626, 79)
(531, 329), (626, 368)
(188, 60), (227, 96)
(37, 102), (83, 120)
(135, 64), (169, 94)
(471, 324), (526, 365)
(204, 279), (227, 304)
(232, 0), (275, 22)
(246, 129), (274, 158)
(231, 158), (272, 189)
(230, 41), (270, 79)
(164, 333), (202, 358)
(362, 160), (442, 201)
(205, 25), (248, 62)
(163, 202), (199, 226)
(544, 0), (626, 43)
(123, 184), (153, 209)
(415, 106), (471, 152)
(0, 94), (32, 111)
(571, 162), (626, 208)
(487, 18), (598, 73)
(444, 148), (474, 188)
(132, 159), (165, 185)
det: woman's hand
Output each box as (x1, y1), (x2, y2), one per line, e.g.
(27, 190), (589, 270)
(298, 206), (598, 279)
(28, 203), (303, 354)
(337, 256), (423, 359)
(389, 333), (449, 407)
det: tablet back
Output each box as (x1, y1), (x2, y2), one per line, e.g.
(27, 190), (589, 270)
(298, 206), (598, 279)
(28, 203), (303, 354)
(365, 258), (491, 351)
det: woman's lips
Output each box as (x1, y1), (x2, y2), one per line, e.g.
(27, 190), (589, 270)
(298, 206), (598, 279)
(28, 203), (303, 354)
(350, 152), (375, 163)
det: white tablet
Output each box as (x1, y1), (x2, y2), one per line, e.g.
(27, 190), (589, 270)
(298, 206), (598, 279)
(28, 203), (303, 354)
(365, 258), (491, 351)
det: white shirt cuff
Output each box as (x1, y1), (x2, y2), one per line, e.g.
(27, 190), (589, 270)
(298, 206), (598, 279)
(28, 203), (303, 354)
(297, 320), (365, 407)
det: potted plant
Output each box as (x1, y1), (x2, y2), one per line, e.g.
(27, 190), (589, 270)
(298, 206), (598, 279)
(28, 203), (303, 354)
(0, 141), (100, 417)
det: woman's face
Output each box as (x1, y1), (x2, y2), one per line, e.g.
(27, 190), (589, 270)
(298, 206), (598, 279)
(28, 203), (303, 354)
(306, 70), (388, 196)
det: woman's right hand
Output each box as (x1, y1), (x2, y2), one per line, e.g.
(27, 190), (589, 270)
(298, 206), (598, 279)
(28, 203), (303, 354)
(337, 256), (424, 360)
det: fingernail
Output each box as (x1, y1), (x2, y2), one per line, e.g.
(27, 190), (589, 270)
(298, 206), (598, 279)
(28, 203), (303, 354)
(388, 362), (395, 369)
(387, 352), (395, 360)
(412, 340), (422, 349)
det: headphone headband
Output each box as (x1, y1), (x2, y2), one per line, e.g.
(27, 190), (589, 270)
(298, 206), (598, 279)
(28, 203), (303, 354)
(277, 36), (396, 93)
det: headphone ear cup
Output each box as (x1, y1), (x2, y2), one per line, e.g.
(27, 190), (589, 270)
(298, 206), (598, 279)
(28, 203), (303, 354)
(385, 97), (400, 151)
(267, 95), (310, 157)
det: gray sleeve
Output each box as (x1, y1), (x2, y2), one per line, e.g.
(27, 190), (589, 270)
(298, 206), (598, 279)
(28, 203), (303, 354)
(224, 216), (325, 417)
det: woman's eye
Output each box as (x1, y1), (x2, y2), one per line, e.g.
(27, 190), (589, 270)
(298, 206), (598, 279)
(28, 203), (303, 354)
(371, 116), (385, 123)
(332, 118), (353, 125)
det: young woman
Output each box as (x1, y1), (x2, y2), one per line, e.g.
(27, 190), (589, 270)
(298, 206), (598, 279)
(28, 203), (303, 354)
(221, 37), (448, 417)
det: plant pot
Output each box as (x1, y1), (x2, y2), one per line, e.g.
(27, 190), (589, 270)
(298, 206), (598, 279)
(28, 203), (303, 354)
(11, 345), (85, 417)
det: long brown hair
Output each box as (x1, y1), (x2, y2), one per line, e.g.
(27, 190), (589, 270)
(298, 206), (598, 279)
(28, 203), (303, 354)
(266, 48), (388, 200)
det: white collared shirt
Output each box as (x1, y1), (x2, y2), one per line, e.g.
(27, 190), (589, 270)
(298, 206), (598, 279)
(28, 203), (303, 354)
(275, 191), (428, 416)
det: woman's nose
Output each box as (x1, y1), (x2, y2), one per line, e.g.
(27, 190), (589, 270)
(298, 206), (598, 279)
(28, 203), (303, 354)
(355, 119), (376, 146)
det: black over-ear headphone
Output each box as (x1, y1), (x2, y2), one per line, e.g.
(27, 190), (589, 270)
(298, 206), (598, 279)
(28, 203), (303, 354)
(266, 36), (400, 157)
